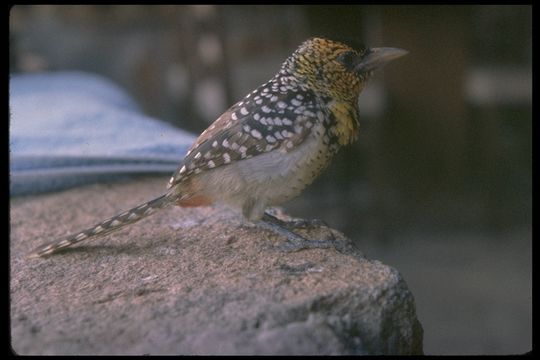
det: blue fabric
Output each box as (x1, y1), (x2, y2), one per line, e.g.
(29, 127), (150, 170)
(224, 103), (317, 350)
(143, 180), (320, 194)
(9, 71), (196, 196)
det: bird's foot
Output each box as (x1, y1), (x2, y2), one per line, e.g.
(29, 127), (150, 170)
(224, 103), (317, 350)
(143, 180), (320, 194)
(258, 213), (340, 252)
(262, 211), (328, 230)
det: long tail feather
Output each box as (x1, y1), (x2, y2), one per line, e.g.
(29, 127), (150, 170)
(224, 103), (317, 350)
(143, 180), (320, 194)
(28, 193), (174, 258)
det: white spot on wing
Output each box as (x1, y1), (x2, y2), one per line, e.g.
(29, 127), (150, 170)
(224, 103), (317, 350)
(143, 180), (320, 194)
(239, 146), (247, 157)
(251, 129), (262, 139)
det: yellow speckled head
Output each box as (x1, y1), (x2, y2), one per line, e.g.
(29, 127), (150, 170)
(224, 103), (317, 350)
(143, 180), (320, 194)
(289, 37), (365, 102)
(284, 37), (407, 145)
(287, 37), (407, 103)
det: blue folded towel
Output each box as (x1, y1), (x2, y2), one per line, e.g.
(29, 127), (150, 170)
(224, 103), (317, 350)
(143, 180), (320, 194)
(9, 71), (196, 196)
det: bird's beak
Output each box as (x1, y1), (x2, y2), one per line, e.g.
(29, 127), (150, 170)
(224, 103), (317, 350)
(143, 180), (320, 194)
(354, 47), (408, 74)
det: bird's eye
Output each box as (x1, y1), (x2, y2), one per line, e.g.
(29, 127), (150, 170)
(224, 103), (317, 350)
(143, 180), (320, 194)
(337, 51), (356, 69)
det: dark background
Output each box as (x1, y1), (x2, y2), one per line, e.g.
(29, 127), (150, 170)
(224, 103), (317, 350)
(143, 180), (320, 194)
(9, 5), (532, 354)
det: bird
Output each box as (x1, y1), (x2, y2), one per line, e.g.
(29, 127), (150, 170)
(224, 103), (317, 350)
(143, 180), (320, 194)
(28, 37), (407, 258)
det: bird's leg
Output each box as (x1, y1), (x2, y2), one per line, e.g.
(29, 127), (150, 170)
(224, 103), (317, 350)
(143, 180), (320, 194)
(259, 212), (337, 252)
(263, 210), (329, 229)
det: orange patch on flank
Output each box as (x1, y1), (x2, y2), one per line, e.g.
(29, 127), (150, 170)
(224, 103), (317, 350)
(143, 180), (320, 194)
(176, 195), (213, 207)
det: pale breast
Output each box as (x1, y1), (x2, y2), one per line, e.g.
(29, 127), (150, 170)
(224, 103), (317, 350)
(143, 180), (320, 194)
(195, 122), (334, 220)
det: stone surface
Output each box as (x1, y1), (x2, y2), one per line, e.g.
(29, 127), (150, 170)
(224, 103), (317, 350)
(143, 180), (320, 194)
(10, 177), (423, 355)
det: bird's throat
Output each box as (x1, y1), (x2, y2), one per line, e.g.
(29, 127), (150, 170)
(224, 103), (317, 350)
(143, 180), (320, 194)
(328, 100), (360, 145)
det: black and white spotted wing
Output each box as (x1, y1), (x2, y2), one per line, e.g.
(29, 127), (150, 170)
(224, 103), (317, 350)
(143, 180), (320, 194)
(167, 84), (321, 189)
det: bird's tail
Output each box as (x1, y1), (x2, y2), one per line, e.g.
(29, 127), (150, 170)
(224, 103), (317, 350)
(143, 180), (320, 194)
(28, 193), (175, 258)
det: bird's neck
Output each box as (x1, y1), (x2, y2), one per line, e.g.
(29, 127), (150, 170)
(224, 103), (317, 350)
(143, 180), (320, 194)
(326, 99), (360, 146)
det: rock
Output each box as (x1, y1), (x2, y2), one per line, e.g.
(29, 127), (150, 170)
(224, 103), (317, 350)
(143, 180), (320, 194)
(10, 177), (423, 355)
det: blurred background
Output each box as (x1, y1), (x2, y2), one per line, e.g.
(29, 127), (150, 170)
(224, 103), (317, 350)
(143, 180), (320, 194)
(9, 5), (531, 355)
